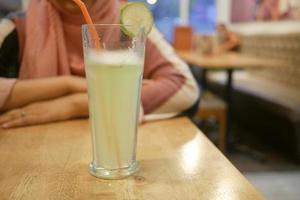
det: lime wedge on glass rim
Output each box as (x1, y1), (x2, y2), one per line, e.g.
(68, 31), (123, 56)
(120, 2), (154, 37)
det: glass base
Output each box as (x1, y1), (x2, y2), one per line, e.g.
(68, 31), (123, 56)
(89, 161), (139, 180)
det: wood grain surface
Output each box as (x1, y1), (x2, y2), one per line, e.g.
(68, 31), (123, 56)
(177, 50), (283, 69)
(0, 118), (264, 200)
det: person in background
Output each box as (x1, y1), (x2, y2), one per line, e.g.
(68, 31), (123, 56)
(0, 0), (199, 128)
(216, 23), (240, 53)
(256, 0), (292, 21)
(0, 0), (22, 18)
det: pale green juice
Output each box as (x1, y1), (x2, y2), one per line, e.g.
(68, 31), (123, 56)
(85, 51), (143, 170)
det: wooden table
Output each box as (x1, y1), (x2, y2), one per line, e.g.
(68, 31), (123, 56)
(176, 51), (282, 69)
(0, 118), (264, 200)
(176, 50), (270, 94)
(176, 50), (282, 89)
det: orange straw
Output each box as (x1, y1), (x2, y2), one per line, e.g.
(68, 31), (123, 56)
(72, 0), (101, 49)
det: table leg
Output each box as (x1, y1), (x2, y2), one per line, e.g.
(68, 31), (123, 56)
(201, 68), (207, 90)
(224, 70), (267, 159)
(225, 69), (234, 148)
(225, 69), (233, 104)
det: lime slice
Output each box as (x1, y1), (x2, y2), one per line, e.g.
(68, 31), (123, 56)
(120, 2), (154, 37)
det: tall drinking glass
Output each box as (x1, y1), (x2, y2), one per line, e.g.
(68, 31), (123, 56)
(82, 24), (146, 179)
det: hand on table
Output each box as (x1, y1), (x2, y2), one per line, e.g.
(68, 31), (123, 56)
(66, 76), (87, 93)
(1, 75), (87, 112)
(0, 94), (85, 129)
(0, 93), (143, 128)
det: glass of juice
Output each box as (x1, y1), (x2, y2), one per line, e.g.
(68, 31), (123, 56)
(82, 24), (146, 179)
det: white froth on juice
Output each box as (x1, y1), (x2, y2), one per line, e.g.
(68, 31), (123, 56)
(87, 50), (142, 66)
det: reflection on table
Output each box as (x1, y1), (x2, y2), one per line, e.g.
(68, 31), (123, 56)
(0, 117), (264, 199)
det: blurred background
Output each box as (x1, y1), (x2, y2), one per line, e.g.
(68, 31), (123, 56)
(129, 1), (300, 199)
(1, 0), (300, 199)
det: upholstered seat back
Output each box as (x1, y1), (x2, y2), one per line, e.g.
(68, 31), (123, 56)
(238, 31), (300, 88)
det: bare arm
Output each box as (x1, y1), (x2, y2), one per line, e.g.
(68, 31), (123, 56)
(0, 92), (144, 128)
(226, 33), (239, 50)
(219, 32), (240, 52)
(0, 93), (88, 128)
(1, 76), (87, 112)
